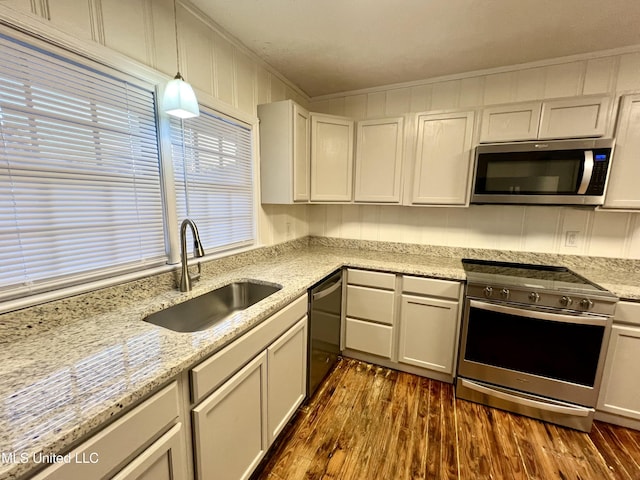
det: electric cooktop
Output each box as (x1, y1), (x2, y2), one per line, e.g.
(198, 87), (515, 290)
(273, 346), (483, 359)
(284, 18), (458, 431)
(462, 259), (618, 314)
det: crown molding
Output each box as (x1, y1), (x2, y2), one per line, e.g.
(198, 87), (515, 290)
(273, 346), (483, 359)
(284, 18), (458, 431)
(310, 43), (640, 102)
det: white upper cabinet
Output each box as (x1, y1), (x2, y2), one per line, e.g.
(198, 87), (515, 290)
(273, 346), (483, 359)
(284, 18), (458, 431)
(410, 111), (475, 205)
(258, 100), (310, 204)
(354, 117), (404, 203)
(479, 95), (611, 143)
(480, 101), (541, 143)
(604, 94), (640, 209)
(310, 113), (355, 202)
(539, 96), (610, 139)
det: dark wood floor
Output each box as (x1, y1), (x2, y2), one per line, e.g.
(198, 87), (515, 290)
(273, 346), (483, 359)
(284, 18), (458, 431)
(255, 358), (640, 480)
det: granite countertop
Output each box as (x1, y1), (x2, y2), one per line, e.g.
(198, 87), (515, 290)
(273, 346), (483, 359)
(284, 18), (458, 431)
(0, 245), (466, 480)
(0, 243), (637, 480)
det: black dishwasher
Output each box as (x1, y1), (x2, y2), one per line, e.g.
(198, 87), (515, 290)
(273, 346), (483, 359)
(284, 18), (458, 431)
(307, 269), (342, 399)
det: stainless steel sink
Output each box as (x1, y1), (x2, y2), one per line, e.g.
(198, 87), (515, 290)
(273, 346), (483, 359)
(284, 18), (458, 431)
(144, 281), (282, 332)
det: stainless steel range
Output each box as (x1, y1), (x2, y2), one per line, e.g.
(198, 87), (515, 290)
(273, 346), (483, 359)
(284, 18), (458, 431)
(456, 259), (618, 432)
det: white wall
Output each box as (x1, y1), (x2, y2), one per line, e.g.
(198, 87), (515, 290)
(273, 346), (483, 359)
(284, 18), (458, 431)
(0, 0), (310, 246)
(309, 51), (640, 259)
(309, 204), (640, 258)
(4, 1), (639, 256)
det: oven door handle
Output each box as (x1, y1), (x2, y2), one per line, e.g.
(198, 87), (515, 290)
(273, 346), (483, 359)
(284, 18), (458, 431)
(469, 299), (609, 326)
(460, 379), (592, 417)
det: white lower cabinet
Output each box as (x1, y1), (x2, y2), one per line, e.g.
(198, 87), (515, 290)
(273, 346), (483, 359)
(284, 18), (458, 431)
(398, 276), (462, 376)
(32, 382), (186, 480)
(267, 317), (308, 443)
(193, 352), (268, 480)
(111, 423), (187, 480)
(342, 269), (463, 382)
(597, 307), (640, 425)
(344, 269), (396, 359)
(398, 295), (459, 374)
(191, 295), (308, 480)
(596, 301), (640, 429)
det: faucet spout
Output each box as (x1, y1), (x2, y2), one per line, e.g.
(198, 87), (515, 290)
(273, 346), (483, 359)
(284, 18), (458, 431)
(179, 218), (205, 292)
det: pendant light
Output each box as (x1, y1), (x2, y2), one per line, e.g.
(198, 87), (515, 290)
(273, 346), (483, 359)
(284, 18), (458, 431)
(163, 0), (199, 118)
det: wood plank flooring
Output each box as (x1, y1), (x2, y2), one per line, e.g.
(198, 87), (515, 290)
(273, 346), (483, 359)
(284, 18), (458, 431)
(254, 358), (640, 480)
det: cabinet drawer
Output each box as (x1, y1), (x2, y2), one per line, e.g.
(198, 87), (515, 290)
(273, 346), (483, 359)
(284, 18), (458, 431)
(402, 275), (461, 299)
(347, 269), (395, 289)
(346, 285), (395, 325)
(614, 301), (640, 326)
(32, 382), (180, 480)
(191, 295), (307, 403)
(345, 318), (393, 358)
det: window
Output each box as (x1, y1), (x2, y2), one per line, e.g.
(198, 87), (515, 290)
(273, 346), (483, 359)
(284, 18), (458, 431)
(0, 34), (166, 300)
(170, 107), (254, 254)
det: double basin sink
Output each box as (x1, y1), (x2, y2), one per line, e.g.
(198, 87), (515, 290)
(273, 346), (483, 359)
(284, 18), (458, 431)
(144, 280), (282, 332)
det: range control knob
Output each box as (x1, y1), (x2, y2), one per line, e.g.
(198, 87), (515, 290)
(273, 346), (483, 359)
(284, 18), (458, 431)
(529, 292), (540, 302)
(580, 298), (594, 310)
(501, 288), (510, 299)
(484, 286), (493, 298)
(560, 296), (573, 307)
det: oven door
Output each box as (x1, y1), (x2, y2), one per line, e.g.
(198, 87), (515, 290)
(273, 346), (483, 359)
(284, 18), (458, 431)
(457, 299), (612, 407)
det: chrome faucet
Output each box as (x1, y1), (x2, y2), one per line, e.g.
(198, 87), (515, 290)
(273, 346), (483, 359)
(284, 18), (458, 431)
(179, 218), (205, 292)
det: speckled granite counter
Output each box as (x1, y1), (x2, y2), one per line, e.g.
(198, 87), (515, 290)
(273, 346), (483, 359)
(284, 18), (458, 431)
(0, 239), (638, 480)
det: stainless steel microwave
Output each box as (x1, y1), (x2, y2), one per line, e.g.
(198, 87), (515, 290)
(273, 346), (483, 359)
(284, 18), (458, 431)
(471, 138), (614, 205)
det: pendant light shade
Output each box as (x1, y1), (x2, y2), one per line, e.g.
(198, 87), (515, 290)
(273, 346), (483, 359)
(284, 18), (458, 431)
(163, 0), (199, 119)
(163, 72), (200, 119)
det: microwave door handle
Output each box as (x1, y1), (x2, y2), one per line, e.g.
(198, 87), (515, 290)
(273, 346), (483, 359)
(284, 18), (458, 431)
(577, 150), (594, 194)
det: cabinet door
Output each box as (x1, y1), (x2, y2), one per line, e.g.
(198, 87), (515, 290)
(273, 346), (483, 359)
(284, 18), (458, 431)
(398, 295), (459, 374)
(267, 317), (307, 444)
(539, 96), (610, 139)
(258, 100), (309, 204)
(193, 351), (267, 480)
(354, 117), (404, 203)
(292, 103), (310, 202)
(310, 114), (354, 202)
(479, 102), (541, 143)
(411, 111), (475, 205)
(597, 324), (640, 420)
(604, 94), (640, 209)
(111, 423), (187, 480)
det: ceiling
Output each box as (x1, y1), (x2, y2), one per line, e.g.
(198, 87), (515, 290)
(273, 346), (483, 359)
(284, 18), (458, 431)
(190, 0), (640, 98)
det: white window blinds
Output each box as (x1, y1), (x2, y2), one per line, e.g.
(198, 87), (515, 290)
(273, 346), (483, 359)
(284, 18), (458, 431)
(170, 107), (254, 253)
(0, 34), (165, 299)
